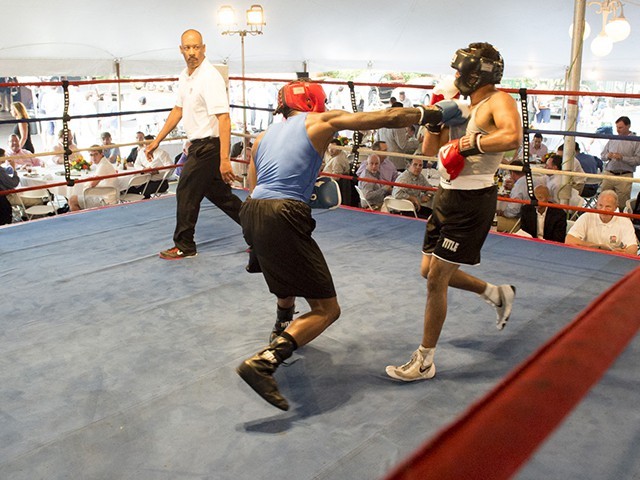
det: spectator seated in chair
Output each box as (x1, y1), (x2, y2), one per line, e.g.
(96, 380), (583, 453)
(520, 184), (567, 243)
(126, 131), (146, 166)
(131, 135), (174, 198)
(6, 133), (42, 169)
(322, 138), (350, 175)
(0, 148), (20, 225)
(358, 154), (392, 210)
(565, 189), (638, 255)
(356, 141), (398, 183)
(392, 157), (433, 218)
(68, 147), (119, 211)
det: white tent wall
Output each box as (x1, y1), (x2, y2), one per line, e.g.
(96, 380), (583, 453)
(3, 0), (640, 81)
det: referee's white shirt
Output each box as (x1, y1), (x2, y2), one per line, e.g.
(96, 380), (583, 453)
(177, 59), (229, 141)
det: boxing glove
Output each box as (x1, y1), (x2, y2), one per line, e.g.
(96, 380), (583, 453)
(437, 140), (466, 181)
(435, 99), (470, 126)
(245, 248), (262, 274)
(309, 176), (342, 209)
(417, 105), (443, 127)
(419, 100), (469, 134)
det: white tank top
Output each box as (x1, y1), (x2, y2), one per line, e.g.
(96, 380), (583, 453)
(442, 96), (504, 190)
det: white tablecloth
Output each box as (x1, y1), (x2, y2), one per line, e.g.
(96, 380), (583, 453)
(19, 166), (129, 198)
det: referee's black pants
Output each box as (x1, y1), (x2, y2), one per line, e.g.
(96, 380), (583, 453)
(173, 137), (242, 254)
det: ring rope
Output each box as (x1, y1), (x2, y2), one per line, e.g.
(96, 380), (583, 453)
(61, 80), (74, 186)
(347, 81), (363, 177)
(0, 108), (173, 127)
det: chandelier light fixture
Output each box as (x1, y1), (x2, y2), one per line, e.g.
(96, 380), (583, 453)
(588, 0), (632, 56)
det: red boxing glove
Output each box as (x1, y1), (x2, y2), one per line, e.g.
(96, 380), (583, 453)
(430, 93), (445, 105)
(437, 140), (465, 181)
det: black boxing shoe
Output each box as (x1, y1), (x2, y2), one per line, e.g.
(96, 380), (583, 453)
(236, 335), (296, 410)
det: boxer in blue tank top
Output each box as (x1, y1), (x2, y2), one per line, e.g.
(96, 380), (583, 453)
(236, 80), (439, 410)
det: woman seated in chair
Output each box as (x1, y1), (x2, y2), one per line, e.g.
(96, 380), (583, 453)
(68, 147), (118, 211)
(50, 129), (82, 166)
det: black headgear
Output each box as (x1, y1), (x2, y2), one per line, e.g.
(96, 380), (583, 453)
(451, 43), (504, 96)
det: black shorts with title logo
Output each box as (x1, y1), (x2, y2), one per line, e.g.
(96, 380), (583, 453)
(422, 185), (497, 265)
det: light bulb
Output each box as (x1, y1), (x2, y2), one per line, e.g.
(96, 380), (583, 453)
(218, 5), (237, 29)
(591, 31), (613, 56)
(605, 16), (631, 42)
(569, 21), (591, 40)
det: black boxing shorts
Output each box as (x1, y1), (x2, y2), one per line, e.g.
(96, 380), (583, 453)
(240, 197), (336, 299)
(422, 185), (497, 265)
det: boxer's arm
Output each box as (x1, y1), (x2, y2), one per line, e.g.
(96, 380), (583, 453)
(466, 92), (521, 153)
(306, 108), (428, 154)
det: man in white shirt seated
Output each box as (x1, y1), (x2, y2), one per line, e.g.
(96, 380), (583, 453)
(131, 135), (174, 198)
(68, 147), (119, 211)
(565, 190), (638, 255)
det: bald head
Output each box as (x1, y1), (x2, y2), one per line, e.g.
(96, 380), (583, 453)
(181, 29), (203, 44)
(598, 190), (618, 208)
(533, 184), (550, 203)
(180, 29), (206, 73)
(596, 190), (618, 223)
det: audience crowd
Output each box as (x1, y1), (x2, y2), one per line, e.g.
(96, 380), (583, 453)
(1, 99), (639, 257)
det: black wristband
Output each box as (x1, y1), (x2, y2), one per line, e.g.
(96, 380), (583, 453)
(417, 105), (443, 127)
(426, 123), (442, 134)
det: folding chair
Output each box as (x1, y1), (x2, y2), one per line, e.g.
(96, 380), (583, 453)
(17, 189), (56, 220)
(382, 197), (417, 217)
(150, 168), (175, 197)
(82, 186), (119, 209)
(354, 185), (374, 210)
(120, 174), (151, 203)
(624, 198), (640, 243)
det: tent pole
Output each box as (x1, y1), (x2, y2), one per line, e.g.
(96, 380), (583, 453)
(115, 59), (122, 153)
(560, 0), (586, 204)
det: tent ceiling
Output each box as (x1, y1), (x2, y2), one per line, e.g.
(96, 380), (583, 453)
(3, 0), (640, 82)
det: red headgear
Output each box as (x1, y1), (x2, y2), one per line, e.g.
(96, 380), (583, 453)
(274, 81), (327, 115)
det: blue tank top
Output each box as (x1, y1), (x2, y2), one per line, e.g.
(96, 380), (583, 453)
(251, 113), (323, 202)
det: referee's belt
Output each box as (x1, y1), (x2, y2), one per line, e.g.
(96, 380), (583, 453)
(191, 136), (219, 144)
(608, 170), (632, 175)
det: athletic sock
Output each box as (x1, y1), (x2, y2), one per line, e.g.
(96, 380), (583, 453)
(481, 283), (500, 305)
(418, 345), (436, 366)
